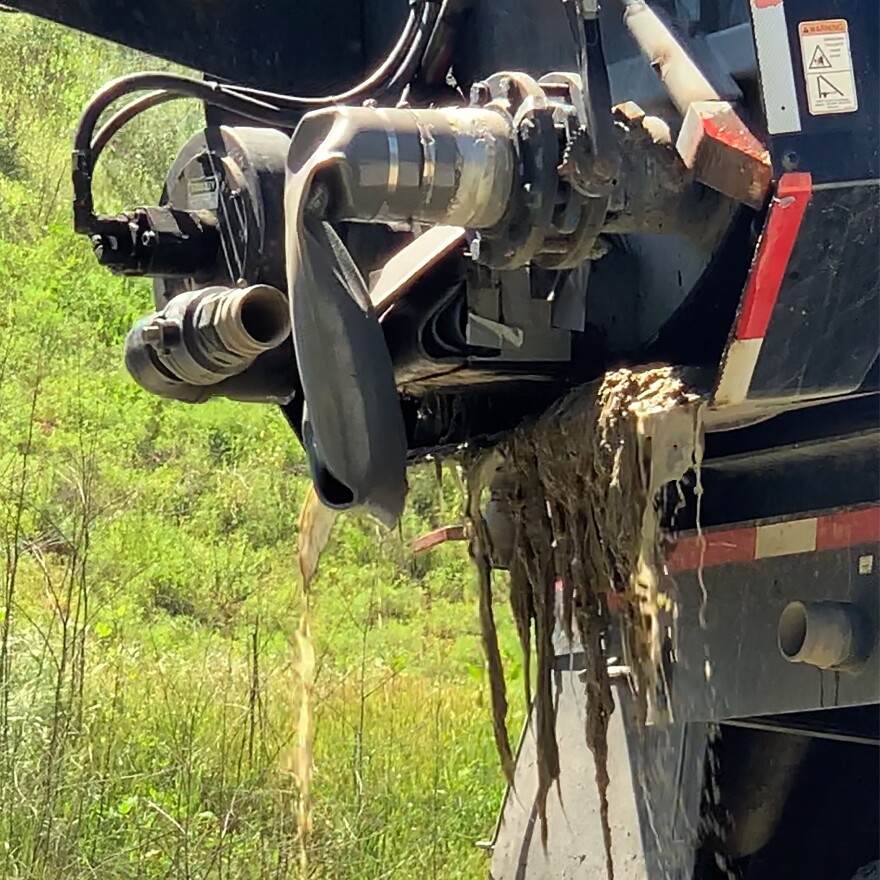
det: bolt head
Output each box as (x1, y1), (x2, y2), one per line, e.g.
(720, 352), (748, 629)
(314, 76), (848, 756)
(141, 321), (163, 345)
(469, 235), (482, 261)
(469, 82), (490, 106)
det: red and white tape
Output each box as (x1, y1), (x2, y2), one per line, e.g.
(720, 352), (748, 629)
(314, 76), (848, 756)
(714, 171), (812, 406)
(666, 505), (880, 574)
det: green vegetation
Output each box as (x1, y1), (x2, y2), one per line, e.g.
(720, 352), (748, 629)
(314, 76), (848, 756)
(0, 16), (523, 879)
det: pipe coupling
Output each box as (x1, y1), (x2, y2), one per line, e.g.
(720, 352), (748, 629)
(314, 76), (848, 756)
(125, 283), (290, 401)
(778, 600), (874, 671)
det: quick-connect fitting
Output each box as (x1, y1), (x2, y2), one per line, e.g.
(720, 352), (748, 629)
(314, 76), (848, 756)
(124, 284), (290, 402)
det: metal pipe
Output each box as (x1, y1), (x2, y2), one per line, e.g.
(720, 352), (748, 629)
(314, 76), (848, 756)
(621, 0), (719, 116)
(124, 284), (290, 401)
(288, 105), (517, 230)
(201, 284), (290, 359)
(777, 600), (871, 670)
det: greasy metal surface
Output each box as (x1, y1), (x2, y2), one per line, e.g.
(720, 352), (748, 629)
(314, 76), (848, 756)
(371, 226), (466, 315)
(667, 542), (880, 722)
(466, 270), (572, 363)
(149, 126), (299, 405)
(288, 106), (517, 229)
(489, 679), (648, 880)
(158, 126), (292, 303)
(623, 715), (708, 880)
(675, 100), (772, 208)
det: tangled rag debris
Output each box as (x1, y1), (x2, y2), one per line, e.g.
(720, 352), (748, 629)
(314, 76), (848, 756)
(470, 366), (703, 880)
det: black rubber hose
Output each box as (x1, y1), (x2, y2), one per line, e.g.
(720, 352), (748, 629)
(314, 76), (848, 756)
(78, 0), (431, 157)
(74, 71), (287, 156)
(73, 74), (290, 230)
(73, 4), (431, 229)
(419, 0), (464, 85)
(382, 0), (442, 96)
(91, 89), (179, 163)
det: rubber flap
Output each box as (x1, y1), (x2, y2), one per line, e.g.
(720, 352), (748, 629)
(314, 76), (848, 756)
(286, 158), (407, 526)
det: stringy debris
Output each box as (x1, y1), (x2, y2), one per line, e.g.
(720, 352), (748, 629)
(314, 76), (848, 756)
(471, 366), (702, 879)
(466, 449), (517, 786)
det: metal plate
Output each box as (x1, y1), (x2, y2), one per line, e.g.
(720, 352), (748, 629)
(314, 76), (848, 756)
(489, 677), (649, 880)
(757, 0), (879, 183)
(667, 540), (880, 722)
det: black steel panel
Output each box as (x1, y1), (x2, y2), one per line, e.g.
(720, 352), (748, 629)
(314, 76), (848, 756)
(748, 183), (880, 401)
(675, 426), (879, 532)
(764, 0), (879, 184)
(667, 542), (880, 722)
(622, 711), (707, 880)
(4, 0), (366, 93)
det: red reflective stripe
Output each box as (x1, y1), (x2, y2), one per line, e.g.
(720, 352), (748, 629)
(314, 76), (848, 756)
(666, 505), (880, 574)
(816, 507), (880, 551)
(735, 171), (812, 340)
(665, 528), (756, 573)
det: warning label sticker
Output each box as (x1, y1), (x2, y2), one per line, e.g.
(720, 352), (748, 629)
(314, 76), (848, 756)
(186, 175), (219, 211)
(798, 19), (858, 115)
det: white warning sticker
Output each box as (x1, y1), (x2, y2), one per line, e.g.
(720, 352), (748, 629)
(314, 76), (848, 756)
(798, 19), (858, 115)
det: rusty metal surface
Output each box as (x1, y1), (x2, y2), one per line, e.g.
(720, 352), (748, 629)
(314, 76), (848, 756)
(676, 100), (772, 208)
(411, 524), (467, 554)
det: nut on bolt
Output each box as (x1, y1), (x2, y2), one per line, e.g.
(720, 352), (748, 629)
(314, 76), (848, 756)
(613, 101), (646, 126)
(141, 318), (179, 350)
(141, 320), (164, 346)
(469, 81), (491, 106)
(469, 235), (482, 262)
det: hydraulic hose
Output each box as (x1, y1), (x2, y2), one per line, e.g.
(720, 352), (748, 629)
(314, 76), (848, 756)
(73, 72), (286, 157)
(73, 73), (289, 230)
(91, 89), (180, 163)
(382, 0), (442, 95)
(73, 2), (436, 232)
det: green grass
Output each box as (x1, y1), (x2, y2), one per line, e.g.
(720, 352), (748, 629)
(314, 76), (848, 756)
(0, 13), (525, 879)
